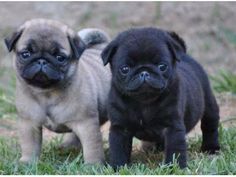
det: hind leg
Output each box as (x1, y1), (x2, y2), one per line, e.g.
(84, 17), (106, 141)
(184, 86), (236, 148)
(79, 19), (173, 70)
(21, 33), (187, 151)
(201, 96), (220, 153)
(155, 134), (165, 151)
(59, 133), (81, 149)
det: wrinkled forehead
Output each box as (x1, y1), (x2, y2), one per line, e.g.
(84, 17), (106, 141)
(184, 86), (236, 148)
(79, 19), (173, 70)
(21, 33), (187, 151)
(120, 36), (170, 62)
(16, 24), (71, 54)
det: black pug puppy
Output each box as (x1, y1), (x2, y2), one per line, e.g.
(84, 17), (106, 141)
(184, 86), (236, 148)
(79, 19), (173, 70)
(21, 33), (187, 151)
(101, 27), (220, 169)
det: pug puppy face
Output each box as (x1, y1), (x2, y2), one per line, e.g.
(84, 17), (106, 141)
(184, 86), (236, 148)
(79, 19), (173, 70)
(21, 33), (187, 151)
(101, 28), (186, 102)
(5, 19), (85, 89)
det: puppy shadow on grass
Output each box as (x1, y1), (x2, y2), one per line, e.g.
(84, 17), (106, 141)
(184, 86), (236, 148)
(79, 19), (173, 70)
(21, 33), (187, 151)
(129, 135), (219, 171)
(132, 148), (163, 167)
(38, 135), (83, 164)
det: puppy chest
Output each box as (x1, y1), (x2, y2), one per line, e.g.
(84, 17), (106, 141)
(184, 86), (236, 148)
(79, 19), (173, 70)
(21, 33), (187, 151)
(128, 106), (168, 127)
(126, 107), (170, 140)
(44, 117), (71, 133)
(42, 104), (78, 132)
(45, 104), (78, 123)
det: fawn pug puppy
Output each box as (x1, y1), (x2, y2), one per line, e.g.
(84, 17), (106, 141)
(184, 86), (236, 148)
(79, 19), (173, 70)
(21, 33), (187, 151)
(4, 19), (111, 164)
(101, 27), (220, 168)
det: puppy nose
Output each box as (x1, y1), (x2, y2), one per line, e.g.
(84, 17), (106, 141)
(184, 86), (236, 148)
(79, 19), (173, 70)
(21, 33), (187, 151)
(140, 71), (150, 79)
(37, 59), (47, 66)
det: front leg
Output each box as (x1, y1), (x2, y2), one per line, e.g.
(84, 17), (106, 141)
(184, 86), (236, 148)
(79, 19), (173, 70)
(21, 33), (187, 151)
(19, 119), (42, 163)
(109, 125), (133, 169)
(67, 118), (104, 164)
(164, 125), (187, 168)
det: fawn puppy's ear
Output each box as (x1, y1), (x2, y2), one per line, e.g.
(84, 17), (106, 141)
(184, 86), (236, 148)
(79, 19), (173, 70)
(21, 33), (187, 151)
(5, 28), (24, 52)
(67, 33), (86, 60)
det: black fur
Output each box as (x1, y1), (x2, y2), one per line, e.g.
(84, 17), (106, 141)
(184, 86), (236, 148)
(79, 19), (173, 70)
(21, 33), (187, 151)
(101, 27), (220, 169)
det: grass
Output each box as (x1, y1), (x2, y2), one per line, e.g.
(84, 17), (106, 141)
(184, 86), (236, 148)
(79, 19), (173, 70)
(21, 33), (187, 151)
(154, 2), (161, 24)
(0, 86), (16, 119)
(214, 26), (236, 48)
(0, 67), (16, 120)
(106, 12), (118, 29)
(80, 11), (93, 26)
(0, 125), (236, 175)
(211, 3), (221, 21)
(221, 27), (236, 47)
(211, 70), (236, 94)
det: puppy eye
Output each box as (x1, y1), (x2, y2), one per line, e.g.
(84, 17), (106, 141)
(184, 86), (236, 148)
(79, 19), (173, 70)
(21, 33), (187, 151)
(20, 50), (31, 59)
(56, 55), (66, 63)
(158, 63), (168, 72)
(120, 65), (130, 75)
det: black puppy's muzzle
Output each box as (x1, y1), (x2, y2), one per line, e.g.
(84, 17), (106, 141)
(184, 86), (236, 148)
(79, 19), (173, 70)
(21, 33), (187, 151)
(126, 71), (165, 92)
(139, 71), (165, 91)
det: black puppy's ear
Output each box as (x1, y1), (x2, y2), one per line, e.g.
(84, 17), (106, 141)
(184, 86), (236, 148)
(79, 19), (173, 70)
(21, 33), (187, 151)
(68, 35), (86, 60)
(4, 29), (23, 52)
(101, 40), (118, 66)
(167, 31), (187, 62)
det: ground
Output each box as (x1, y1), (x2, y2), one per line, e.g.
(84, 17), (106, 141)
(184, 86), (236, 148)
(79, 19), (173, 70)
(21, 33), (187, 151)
(0, 2), (236, 175)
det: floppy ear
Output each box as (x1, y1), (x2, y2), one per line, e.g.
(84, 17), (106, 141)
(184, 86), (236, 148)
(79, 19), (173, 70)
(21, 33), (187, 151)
(68, 34), (86, 60)
(4, 29), (23, 52)
(167, 31), (187, 62)
(101, 40), (118, 66)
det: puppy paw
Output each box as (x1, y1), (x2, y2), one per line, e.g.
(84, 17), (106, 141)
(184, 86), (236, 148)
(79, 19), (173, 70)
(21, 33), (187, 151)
(201, 144), (220, 154)
(84, 158), (105, 165)
(19, 156), (34, 163)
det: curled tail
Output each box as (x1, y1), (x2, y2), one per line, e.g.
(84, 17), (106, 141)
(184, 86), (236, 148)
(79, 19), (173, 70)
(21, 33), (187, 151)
(78, 28), (110, 48)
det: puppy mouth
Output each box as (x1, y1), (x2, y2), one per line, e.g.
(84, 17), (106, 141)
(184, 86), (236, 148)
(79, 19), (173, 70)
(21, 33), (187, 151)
(24, 71), (61, 88)
(127, 87), (163, 103)
(124, 78), (166, 102)
(125, 77), (166, 93)
(22, 63), (62, 89)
